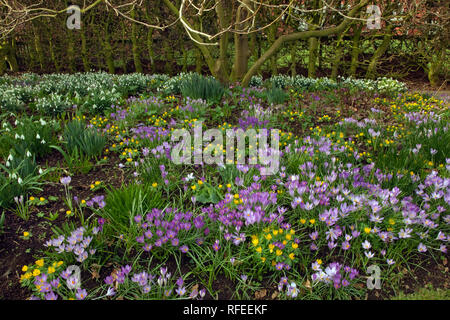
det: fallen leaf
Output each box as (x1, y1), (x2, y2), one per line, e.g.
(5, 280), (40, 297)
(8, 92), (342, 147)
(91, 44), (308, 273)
(271, 291), (278, 299)
(304, 279), (312, 289)
(255, 289), (267, 299)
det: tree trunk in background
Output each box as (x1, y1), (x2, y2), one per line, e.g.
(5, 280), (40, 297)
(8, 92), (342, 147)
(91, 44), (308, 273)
(80, 28), (90, 72)
(0, 39), (17, 73)
(147, 28), (155, 72)
(164, 38), (174, 75)
(308, 37), (319, 78)
(0, 42), (6, 75)
(428, 46), (446, 87)
(349, 23), (362, 77)
(48, 36), (60, 72)
(331, 26), (351, 79)
(131, 8), (143, 73)
(268, 23), (278, 75)
(195, 47), (202, 74)
(290, 42), (297, 77)
(366, 25), (393, 79)
(66, 29), (76, 73)
(181, 45), (188, 73)
(102, 16), (115, 74)
(32, 23), (45, 71)
(215, 0), (231, 83)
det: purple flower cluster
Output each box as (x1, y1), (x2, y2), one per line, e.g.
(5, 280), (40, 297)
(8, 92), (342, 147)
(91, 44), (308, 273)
(134, 208), (207, 253)
(44, 226), (99, 263)
(86, 195), (105, 209)
(311, 262), (359, 289)
(201, 183), (280, 235)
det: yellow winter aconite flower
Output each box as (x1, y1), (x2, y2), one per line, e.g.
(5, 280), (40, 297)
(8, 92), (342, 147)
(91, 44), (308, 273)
(152, 182), (158, 187)
(22, 265), (28, 272)
(48, 266), (56, 274)
(23, 232), (29, 237)
(256, 247), (262, 253)
(276, 249), (282, 256)
(35, 259), (44, 267)
(364, 227), (372, 234)
(292, 243), (298, 249)
(32, 269), (41, 277)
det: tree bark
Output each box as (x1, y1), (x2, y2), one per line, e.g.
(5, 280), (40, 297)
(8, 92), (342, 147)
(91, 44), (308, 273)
(349, 23), (362, 77)
(131, 8), (143, 73)
(366, 25), (393, 79)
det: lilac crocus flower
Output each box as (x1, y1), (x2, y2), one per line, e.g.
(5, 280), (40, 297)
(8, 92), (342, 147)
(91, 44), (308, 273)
(60, 176), (72, 185)
(76, 288), (87, 300)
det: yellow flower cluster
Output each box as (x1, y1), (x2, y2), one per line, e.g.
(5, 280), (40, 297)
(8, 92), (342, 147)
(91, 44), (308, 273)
(251, 227), (299, 271)
(20, 259), (64, 283)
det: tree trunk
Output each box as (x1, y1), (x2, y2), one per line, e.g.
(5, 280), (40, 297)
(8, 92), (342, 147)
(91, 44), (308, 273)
(147, 28), (155, 72)
(131, 8), (143, 73)
(268, 23), (278, 76)
(366, 25), (393, 79)
(308, 37), (319, 78)
(349, 23), (362, 77)
(214, 0), (231, 83)
(80, 28), (90, 72)
(32, 23), (45, 71)
(331, 25), (351, 79)
(102, 16), (115, 74)
(428, 46), (446, 87)
(290, 42), (297, 77)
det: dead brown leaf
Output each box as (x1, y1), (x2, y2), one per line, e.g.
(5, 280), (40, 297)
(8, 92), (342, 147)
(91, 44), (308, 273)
(255, 289), (267, 299)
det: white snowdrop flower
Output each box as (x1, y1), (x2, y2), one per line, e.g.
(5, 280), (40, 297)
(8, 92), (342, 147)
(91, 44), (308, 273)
(6, 161), (10, 167)
(20, 134), (25, 140)
(40, 118), (47, 126)
(7, 154), (13, 161)
(26, 150), (32, 157)
(18, 177), (23, 184)
(41, 139), (46, 144)
(36, 133), (41, 139)
(39, 168), (44, 175)
(15, 133), (20, 139)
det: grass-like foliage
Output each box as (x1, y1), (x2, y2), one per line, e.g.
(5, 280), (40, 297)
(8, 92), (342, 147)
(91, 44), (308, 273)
(63, 120), (106, 159)
(180, 73), (225, 104)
